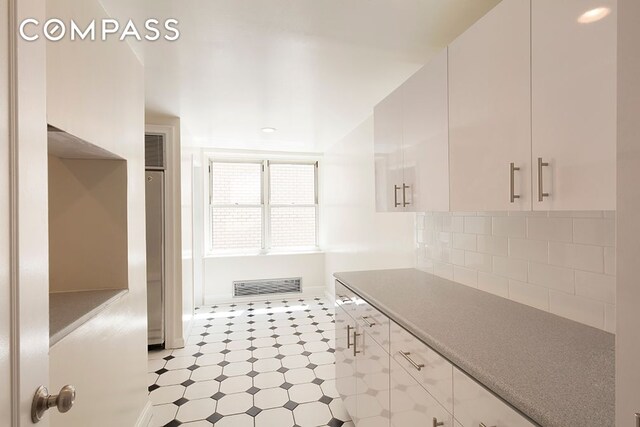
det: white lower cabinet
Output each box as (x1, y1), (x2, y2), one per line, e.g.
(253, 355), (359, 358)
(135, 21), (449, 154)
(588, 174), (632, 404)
(453, 368), (534, 427)
(355, 329), (390, 427)
(390, 357), (453, 427)
(335, 304), (359, 423)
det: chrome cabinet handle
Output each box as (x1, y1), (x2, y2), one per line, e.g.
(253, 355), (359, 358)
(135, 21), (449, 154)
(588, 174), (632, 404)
(479, 423), (496, 427)
(361, 316), (376, 327)
(402, 183), (410, 207)
(509, 162), (520, 203)
(32, 385), (76, 423)
(635, 413), (640, 427)
(398, 351), (425, 371)
(347, 325), (353, 348)
(537, 157), (550, 202)
(394, 185), (401, 208)
(353, 331), (362, 356)
(433, 417), (444, 427)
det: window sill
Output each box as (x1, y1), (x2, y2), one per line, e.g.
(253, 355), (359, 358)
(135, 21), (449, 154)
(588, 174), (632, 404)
(205, 249), (324, 259)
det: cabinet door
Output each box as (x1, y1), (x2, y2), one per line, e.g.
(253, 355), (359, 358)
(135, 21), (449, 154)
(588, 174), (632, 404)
(374, 88), (404, 212)
(531, 0), (616, 210)
(453, 368), (534, 427)
(402, 48), (450, 212)
(448, 0), (531, 211)
(356, 330), (390, 427)
(390, 357), (453, 427)
(335, 305), (358, 422)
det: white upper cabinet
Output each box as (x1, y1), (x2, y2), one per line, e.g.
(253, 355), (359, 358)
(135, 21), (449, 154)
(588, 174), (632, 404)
(403, 48), (450, 212)
(374, 88), (404, 212)
(531, 0), (617, 210)
(448, 0), (532, 212)
(374, 48), (450, 212)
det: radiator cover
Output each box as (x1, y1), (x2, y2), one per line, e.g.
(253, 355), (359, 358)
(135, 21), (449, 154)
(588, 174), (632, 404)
(233, 278), (302, 297)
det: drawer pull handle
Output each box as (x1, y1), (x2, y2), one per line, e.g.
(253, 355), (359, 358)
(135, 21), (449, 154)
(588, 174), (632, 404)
(509, 162), (520, 203)
(537, 157), (550, 202)
(433, 417), (444, 427)
(361, 316), (376, 327)
(346, 325), (353, 349)
(479, 423), (496, 427)
(394, 185), (401, 208)
(353, 331), (362, 356)
(635, 413), (640, 427)
(399, 351), (425, 371)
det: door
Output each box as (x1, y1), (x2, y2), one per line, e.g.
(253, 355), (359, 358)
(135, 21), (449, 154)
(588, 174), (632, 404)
(335, 304), (358, 423)
(448, 0), (531, 211)
(146, 171), (165, 345)
(531, 0), (616, 210)
(3, 0), (51, 425)
(402, 48), (450, 212)
(356, 330), (390, 427)
(374, 88), (404, 212)
(390, 358), (452, 427)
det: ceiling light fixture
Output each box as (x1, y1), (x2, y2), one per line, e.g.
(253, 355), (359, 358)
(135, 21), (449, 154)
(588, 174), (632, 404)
(261, 127), (277, 133)
(577, 7), (611, 24)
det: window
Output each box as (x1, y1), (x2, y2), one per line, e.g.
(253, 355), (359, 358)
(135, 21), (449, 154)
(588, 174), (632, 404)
(209, 159), (318, 254)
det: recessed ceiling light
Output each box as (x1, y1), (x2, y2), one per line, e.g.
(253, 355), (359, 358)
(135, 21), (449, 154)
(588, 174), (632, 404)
(261, 127), (277, 133)
(577, 7), (611, 24)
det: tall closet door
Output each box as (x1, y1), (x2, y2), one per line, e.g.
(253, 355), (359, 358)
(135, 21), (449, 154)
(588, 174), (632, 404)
(374, 88), (404, 212)
(531, 0), (616, 210)
(448, 0), (531, 211)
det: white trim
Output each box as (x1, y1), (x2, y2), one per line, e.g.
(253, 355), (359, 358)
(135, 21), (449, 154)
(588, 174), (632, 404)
(324, 288), (335, 305)
(203, 285), (326, 306)
(135, 400), (153, 427)
(145, 124), (183, 349)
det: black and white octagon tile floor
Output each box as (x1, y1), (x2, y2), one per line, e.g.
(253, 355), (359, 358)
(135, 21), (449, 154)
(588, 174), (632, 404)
(148, 297), (354, 427)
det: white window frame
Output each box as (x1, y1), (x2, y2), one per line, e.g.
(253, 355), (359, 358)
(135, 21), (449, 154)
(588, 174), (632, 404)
(207, 157), (319, 255)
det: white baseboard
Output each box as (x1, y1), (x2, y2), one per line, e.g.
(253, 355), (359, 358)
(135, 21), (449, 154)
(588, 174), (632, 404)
(135, 400), (153, 427)
(324, 287), (335, 304)
(203, 285), (326, 306)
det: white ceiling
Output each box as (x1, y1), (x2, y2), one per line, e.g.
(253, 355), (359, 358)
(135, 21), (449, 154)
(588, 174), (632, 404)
(100, 0), (500, 152)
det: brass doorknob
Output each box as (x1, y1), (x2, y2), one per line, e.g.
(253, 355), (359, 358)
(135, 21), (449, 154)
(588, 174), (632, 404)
(31, 385), (76, 422)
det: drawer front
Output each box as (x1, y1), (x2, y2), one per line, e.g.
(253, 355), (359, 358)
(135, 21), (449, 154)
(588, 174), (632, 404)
(335, 280), (357, 313)
(390, 321), (453, 413)
(354, 297), (390, 353)
(391, 357), (453, 427)
(453, 368), (535, 427)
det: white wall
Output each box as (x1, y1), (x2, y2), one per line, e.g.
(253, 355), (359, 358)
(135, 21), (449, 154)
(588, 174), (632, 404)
(46, 0), (149, 425)
(0, 0), (9, 422)
(616, 0), (640, 423)
(321, 117), (415, 295)
(417, 211), (616, 332)
(204, 253), (325, 303)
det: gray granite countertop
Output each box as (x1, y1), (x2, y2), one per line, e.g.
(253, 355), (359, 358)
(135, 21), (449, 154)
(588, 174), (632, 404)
(334, 268), (614, 427)
(50, 289), (127, 346)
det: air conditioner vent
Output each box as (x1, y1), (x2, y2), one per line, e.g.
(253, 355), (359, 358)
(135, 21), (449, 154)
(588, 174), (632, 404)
(233, 278), (302, 297)
(145, 133), (165, 169)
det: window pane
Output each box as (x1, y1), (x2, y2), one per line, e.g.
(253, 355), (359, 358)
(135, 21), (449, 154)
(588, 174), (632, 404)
(211, 207), (262, 250)
(270, 207), (316, 248)
(270, 163), (315, 205)
(212, 162), (261, 205)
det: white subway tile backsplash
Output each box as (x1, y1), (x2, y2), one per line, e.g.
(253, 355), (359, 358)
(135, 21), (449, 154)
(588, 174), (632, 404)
(527, 217), (573, 242)
(464, 251), (493, 272)
(604, 247), (616, 275)
(493, 256), (528, 282)
(477, 235), (508, 256)
(509, 280), (549, 311)
(549, 291), (605, 329)
(548, 242), (604, 273)
(492, 216), (526, 238)
(416, 211), (616, 332)
(464, 216), (492, 234)
(453, 266), (478, 288)
(575, 271), (616, 304)
(508, 238), (549, 263)
(477, 272), (509, 298)
(528, 262), (575, 294)
(452, 233), (476, 251)
(573, 218), (615, 247)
